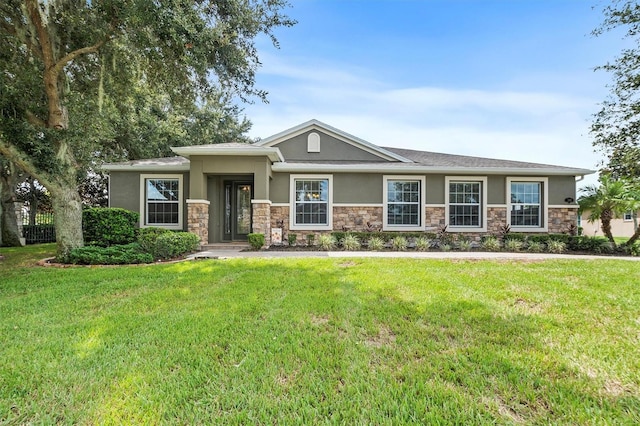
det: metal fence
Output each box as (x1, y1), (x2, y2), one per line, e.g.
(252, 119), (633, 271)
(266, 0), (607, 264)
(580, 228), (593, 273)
(22, 211), (56, 245)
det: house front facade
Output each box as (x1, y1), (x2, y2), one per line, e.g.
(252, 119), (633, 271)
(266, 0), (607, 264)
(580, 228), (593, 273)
(104, 120), (594, 246)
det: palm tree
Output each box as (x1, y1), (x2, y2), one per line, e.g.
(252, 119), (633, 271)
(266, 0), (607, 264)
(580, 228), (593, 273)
(578, 175), (633, 248)
(624, 182), (640, 246)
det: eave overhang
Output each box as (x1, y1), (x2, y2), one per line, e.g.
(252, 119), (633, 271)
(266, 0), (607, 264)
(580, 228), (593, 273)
(171, 146), (284, 162)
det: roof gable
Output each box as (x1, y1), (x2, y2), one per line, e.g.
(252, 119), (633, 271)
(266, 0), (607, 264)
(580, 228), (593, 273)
(254, 119), (412, 163)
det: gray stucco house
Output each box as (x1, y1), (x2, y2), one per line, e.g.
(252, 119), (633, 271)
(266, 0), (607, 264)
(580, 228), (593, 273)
(103, 119), (594, 246)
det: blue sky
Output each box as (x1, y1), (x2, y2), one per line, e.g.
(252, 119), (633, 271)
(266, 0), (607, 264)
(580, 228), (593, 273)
(243, 0), (626, 188)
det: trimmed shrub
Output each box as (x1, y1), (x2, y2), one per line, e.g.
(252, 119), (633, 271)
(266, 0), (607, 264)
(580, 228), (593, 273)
(318, 234), (336, 251)
(248, 233), (265, 250)
(341, 234), (361, 251)
(153, 232), (200, 260)
(481, 236), (501, 252)
(391, 236), (408, 251)
(68, 243), (153, 265)
(288, 233), (297, 246)
(367, 236), (385, 251)
(83, 208), (139, 247)
(331, 231), (436, 243)
(415, 236), (432, 251)
(138, 227), (172, 254)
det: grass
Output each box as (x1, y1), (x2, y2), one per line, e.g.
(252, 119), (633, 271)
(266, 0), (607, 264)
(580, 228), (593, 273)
(1, 246), (639, 424)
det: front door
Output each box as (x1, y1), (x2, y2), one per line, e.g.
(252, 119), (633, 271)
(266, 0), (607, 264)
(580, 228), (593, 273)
(223, 181), (253, 241)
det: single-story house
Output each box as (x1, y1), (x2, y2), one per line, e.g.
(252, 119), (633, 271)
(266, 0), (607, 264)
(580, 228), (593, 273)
(103, 119), (594, 246)
(579, 209), (639, 238)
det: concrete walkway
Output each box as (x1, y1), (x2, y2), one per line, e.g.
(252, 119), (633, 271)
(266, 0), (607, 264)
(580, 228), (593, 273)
(188, 248), (640, 261)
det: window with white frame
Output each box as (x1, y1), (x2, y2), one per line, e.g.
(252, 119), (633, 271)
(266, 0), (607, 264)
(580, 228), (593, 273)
(290, 175), (332, 230)
(448, 181), (482, 227)
(384, 176), (424, 230)
(140, 175), (183, 229)
(624, 211), (633, 221)
(509, 181), (542, 227)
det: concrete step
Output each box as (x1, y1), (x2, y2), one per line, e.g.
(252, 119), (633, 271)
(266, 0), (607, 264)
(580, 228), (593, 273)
(200, 243), (250, 251)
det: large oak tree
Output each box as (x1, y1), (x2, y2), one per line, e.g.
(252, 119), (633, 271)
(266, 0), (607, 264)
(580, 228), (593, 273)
(0, 0), (293, 258)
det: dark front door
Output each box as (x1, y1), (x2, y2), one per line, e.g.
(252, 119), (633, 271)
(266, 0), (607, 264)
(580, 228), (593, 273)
(223, 181), (253, 241)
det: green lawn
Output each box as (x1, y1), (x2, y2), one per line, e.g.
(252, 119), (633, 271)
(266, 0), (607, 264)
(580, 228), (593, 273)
(1, 245), (639, 424)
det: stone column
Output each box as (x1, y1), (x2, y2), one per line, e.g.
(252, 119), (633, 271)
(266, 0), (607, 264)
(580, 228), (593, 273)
(251, 200), (271, 247)
(186, 199), (210, 247)
(14, 202), (25, 246)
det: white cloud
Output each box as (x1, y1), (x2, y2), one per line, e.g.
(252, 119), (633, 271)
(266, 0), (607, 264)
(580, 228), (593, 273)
(245, 55), (602, 188)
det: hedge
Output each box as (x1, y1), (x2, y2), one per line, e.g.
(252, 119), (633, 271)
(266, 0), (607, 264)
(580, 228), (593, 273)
(83, 208), (139, 247)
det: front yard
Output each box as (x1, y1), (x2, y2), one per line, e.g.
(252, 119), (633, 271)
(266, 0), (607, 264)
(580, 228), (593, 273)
(0, 245), (638, 424)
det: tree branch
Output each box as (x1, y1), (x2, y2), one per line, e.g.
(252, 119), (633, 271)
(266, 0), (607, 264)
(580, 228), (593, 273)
(0, 135), (54, 189)
(25, 111), (47, 128)
(53, 37), (112, 74)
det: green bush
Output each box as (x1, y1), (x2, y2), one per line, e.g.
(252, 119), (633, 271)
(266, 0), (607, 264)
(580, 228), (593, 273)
(481, 236), (501, 252)
(154, 232), (200, 260)
(68, 243), (153, 265)
(547, 240), (567, 254)
(391, 236), (408, 251)
(83, 208), (139, 247)
(288, 233), (297, 246)
(366, 236), (385, 251)
(248, 233), (265, 250)
(306, 234), (315, 246)
(504, 238), (524, 252)
(138, 227), (173, 254)
(318, 234), (336, 251)
(457, 240), (472, 251)
(415, 236), (432, 251)
(331, 231), (436, 243)
(526, 241), (545, 253)
(341, 234), (361, 251)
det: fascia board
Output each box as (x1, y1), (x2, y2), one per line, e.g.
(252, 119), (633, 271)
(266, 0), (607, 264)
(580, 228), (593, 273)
(171, 146), (284, 162)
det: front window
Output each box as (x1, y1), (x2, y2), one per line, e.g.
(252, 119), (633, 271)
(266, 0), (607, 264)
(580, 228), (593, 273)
(510, 182), (541, 227)
(383, 176), (424, 230)
(295, 179), (328, 225)
(449, 181), (481, 227)
(624, 211), (633, 221)
(146, 178), (180, 225)
(290, 175), (333, 230)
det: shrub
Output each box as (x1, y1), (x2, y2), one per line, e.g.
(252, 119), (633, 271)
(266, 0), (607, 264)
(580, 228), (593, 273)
(306, 234), (315, 246)
(457, 240), (472, 251)
(622, 243), (640, 256)
(153, 232), (200, 260)
(341, 234), (361, 251)
(504, 238), (524, 252)
(415, 236), (432, 251)
(318, 234), (336, 251)
(547, 240), (567, 254)
(68, 243), (153, 265)
(288, 233), (297, 246)
(248, 233), (265, 250)
(440, 244), (452, 252)
(83, 208), (139, 247)
(481, 236), (501, 252)
(367, 236), (385, 251)
(526, 241), (544, 253)
(138, 227), (172, 254)
(391, 236), (408, 251)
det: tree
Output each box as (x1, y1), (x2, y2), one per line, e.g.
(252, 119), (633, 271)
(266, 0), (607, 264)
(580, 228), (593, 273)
(0, 0), (293, 259)
(592, 1), (640, 178)
(0, 158), (24, 246)
(578, 175), (636, 247)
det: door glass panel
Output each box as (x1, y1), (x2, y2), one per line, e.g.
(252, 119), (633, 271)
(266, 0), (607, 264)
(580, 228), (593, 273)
(224, 184), (232, 236)
(236, 184), (251, 235)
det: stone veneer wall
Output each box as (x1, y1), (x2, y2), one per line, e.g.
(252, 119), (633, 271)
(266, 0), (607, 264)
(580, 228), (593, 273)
(251, 201), (271, 246)
(425, 207), (445, 229)
(186, 201), (209, 246)
(487, 207), (508, 235)
(548, 207), (577, 234)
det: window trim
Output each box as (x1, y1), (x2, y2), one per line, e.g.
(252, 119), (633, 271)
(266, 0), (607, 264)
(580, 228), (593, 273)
(289, 174), (333, 231)
(445, 176), (488, 232)
(383, 175), (426, 231)
(139, 174), (184, 230)
(623, 211), (633, 222)
(506, 177), (548, 232)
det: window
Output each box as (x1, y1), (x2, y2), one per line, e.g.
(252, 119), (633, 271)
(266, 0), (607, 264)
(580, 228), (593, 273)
(290, 175), (332, 230)
(624, 211), (633, 221)
(140, 175), (183, 229)
(446, 177), (487, 230)
(383, 176), (425, 230)
(507, 177), (547, 231)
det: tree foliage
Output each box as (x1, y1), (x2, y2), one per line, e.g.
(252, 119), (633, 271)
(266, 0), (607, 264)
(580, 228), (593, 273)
(592, 0), (640, 178)
(0, 0), (294, 257)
